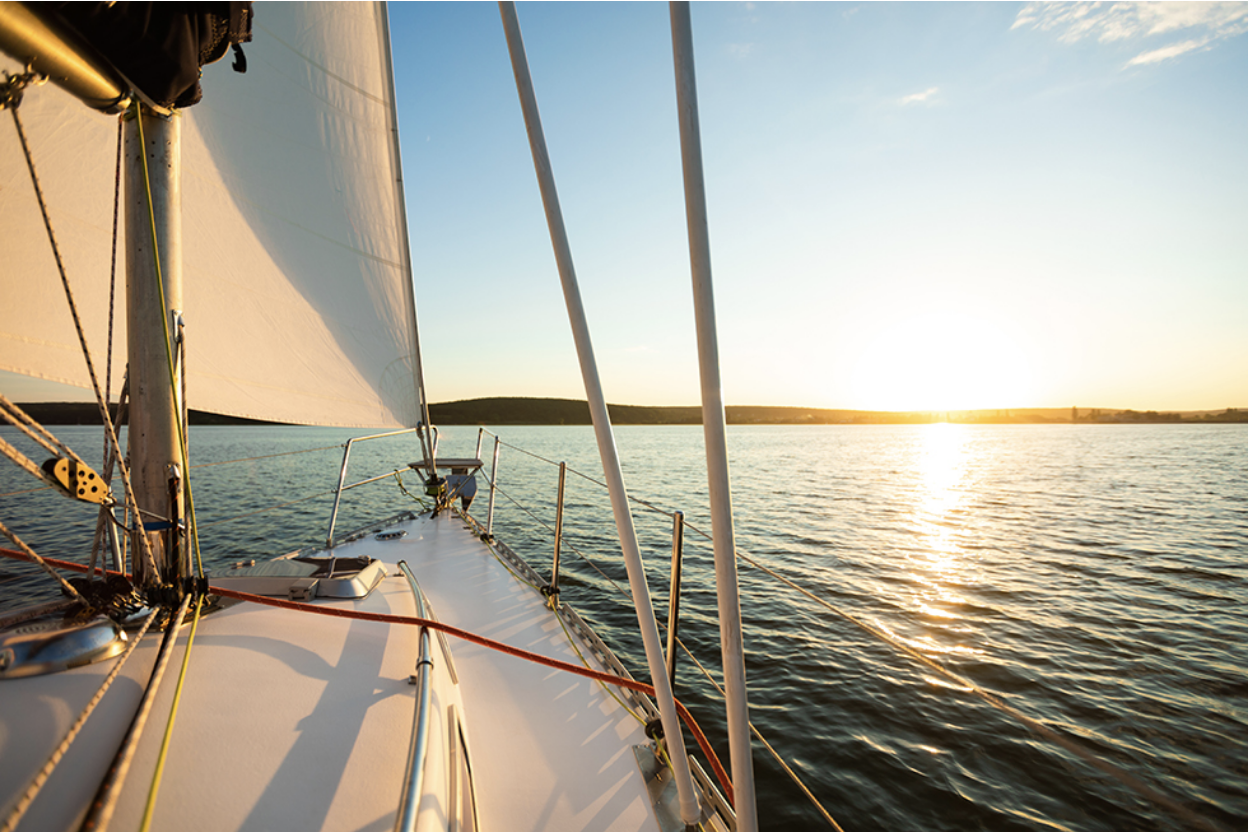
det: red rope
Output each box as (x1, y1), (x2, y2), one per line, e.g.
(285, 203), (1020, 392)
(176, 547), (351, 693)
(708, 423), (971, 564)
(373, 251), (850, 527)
(0, 547), (734, 806)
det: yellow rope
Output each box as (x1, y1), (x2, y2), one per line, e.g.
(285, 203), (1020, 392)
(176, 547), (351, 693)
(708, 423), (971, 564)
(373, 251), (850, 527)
(552, 602), (646, 727)
(139, 595), (203, 832)
(133, 105), (203, 580)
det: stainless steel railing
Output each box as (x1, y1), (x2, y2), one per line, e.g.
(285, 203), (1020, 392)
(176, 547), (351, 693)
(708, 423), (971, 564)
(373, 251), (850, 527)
(325, 428), (421, 547)
(394, 560), (433, 832)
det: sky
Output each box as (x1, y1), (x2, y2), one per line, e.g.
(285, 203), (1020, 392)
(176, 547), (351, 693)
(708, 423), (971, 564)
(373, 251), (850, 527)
(8, 2), (1247, 412)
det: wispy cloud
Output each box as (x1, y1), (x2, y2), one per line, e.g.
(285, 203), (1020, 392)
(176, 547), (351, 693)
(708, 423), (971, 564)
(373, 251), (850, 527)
(1127, 38), (1209, 66)
(726, 43), (756, 59)
(899, 87), (940, 106)
(1013, 1), (1248, 66)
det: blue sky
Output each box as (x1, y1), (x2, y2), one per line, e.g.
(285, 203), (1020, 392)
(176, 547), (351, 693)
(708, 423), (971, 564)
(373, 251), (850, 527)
(9, 2), (1246, 412)
(394, 1), (1247, 411)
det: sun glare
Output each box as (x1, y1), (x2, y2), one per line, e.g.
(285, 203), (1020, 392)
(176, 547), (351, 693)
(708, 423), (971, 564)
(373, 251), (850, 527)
(849, 308), (1037, 412)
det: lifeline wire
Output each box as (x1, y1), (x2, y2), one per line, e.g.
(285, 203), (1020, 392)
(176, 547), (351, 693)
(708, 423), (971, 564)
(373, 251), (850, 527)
(473, 432), (1224, 832)
(193, 488), (337, 530)
(482, 472), (630, 599)
(476, 471), (839, 826)
(189, 443), (346, 469)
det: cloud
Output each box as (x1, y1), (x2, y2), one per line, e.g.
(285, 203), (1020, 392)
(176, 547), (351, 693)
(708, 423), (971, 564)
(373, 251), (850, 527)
(899, 87), (940, 106)
(1013, 1), (1248, 66)
(726, 42), (755, 59)
(1126, 38), (1210, 66)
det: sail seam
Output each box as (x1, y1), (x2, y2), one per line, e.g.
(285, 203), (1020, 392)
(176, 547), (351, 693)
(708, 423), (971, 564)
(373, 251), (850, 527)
(252, 22), (389, 106)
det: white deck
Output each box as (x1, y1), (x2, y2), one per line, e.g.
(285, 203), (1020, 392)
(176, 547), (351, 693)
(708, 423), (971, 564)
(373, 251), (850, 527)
(0, 511), (662, 831)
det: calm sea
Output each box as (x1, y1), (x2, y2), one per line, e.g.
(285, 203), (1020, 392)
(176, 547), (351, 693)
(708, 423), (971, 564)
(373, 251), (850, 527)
(2, 423), (1245, 832)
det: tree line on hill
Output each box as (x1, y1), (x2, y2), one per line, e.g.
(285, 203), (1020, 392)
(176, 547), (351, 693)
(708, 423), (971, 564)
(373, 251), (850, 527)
(12, 398), (1248, 426)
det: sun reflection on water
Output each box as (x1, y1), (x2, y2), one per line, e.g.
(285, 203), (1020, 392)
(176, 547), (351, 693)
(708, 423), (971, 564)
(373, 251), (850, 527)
(902, 424), (986, 655)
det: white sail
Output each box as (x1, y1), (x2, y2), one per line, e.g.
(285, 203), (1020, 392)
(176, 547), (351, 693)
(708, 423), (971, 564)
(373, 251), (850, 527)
(0, 2), (421, 428)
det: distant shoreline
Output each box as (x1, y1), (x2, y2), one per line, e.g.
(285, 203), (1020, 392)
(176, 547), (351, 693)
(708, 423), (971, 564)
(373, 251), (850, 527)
(11, 398), (1247, 426)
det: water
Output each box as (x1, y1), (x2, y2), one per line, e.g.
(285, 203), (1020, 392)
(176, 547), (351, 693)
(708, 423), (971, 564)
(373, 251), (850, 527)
(2, 423), (1245, 832)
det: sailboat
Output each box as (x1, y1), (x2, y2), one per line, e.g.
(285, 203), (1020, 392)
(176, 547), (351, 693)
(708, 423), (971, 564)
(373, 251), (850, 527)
(0, 3), (758, 830)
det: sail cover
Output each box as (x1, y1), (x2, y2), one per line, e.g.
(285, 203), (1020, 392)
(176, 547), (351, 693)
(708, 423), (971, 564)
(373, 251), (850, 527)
(0, 2), (423, 428)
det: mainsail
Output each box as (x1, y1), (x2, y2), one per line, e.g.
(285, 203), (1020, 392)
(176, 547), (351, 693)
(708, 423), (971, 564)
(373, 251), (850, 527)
(0, 2), (422, 428)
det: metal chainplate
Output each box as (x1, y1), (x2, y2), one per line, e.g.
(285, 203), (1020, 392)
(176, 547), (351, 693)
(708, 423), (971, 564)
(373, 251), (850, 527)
(633, 745), (714, 832)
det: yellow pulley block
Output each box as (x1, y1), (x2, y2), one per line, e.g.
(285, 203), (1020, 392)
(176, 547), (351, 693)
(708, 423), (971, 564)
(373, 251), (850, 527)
(42, 458), (111, 504)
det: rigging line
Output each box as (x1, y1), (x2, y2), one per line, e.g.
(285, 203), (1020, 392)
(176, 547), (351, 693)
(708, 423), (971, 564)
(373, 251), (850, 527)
(133, 104), (204, 580)
(0, 519), (84, 603)
(192, 488), (338, 530)
(0, 608), (160, 832)
(80, 594), (191, 832)
(7, 105), (157, 579)
(139, 595), (202, 832)
(392, 470), (432, 510)
(729, 550), (1224, 832)
(90, 375), (126, 580)
(105, 116), (122, 461)
(0, 485), (54, 497)
(483, 440), (1166, 829)
(491, 438), (683, 522)
(177, 320), (201, 578)
(188, 443), (346, 469)
(0, 435), (64, 492)
(480, 478), (629, 592)
(0, 394), (84, 463)
(93, 377), (129, 574)
(478, 471), (669, 600)
(672, 633), (844, 831)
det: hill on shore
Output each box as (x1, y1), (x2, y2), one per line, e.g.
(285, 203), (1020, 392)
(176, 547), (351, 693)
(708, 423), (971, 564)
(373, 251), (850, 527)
(426, 398), (1247, 425)
(12, 398), (1247, 426)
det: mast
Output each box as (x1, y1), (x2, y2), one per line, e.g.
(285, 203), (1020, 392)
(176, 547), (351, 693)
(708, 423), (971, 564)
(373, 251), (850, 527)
(125, 106), (186, 590)
(0, 5), (184, 590)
